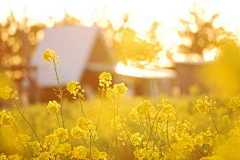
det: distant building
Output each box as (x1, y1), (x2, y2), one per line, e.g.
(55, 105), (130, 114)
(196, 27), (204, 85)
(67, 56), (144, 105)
(28, 24), (178, 102)
(29, 24), (116, 102)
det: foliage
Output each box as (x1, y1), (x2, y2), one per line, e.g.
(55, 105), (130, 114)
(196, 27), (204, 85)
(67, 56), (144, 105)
(113, 17), (162, 68)
(1, 49), (240, 160)
(178, 3), (233, 58)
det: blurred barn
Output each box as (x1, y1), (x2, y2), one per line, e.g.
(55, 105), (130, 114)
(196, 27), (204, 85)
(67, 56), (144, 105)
(28, 24), (116, 102)
(27, 24), (178, 103)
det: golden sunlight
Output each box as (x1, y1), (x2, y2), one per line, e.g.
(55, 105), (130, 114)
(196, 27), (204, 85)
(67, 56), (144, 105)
(1, 0), (240, 64)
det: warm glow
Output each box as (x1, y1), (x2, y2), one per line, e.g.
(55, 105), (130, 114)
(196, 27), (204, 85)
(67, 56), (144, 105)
(1, 0), (240, 63)
(115, 62), (177, 79)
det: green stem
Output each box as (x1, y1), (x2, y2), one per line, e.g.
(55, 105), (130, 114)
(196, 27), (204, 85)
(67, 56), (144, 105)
(79, 98), (86, 118)
(209, 109), (221, 143)
(55, 112), (60, 128)
(96, 91), (104, 130)
(13, 99), (43, 150)
(52, 59), (65, 129)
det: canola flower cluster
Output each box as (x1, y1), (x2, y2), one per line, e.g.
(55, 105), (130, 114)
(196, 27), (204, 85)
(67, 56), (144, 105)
(1, 49), (240, 159)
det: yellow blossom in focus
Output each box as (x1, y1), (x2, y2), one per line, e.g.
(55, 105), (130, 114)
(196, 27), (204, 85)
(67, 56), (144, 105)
(72, 146), (88, 159)
(42, 49), (60, 63)
(99, 72), (112, 89)
(66, 81), (85, 99)
(0, 85), (17, 100)
(47, 100), (60, 114)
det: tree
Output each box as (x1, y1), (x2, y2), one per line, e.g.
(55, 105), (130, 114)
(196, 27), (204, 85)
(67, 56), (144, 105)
(112, 15), (162, 68)
(178, 3), (232, 60)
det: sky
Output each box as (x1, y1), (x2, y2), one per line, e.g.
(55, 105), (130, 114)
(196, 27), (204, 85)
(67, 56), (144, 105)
(1, 0), (240, 62)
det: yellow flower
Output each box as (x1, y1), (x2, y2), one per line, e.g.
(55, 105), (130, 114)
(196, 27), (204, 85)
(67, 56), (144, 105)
(110, 116), (122, 130)
(72, 146), (88, 159)
(53, 128), (68, 142)
(106, 83), (127, 101)
(194, 128), (213, 147)
(229, 97), (240, 110)
(30, 141), (42, 156)
(0, 110), (16, 126)
(99, 72), (112, 88)
(58, 143), (71, 156)
(0, 85), (17, 100)
(77, 117), (96, 131)
(35, 152), (51, 160)
(7, 154), (23, 160)
(129, 108), (139, 121)
(222, 115), (231, 125)
(47, 100), (60, 114)
(42, 49), (60, 63)
(66, 81), (85, 99)
(130, 132), (143, 146)
(14, 134), (31, 149)
(200, 155), (217, 160)
(43, 134), (59, 148)
(71, 126), (83, 139)
(91, 147), (107, 160)
(196, 96), (216, 114)
(176, 120), (191, 134)
(136, 100), (155, 116)
(0, 153), (7, 159)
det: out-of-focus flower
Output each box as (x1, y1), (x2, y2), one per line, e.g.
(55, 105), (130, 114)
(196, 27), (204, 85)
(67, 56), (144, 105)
(91, 147), (107, 160)
(229, 97), (240, 110)
(0, 85), (17, 100)
(222, 115), (231, 125)
(53, 128), (68, 142)
(14, 134), (31, 149)
(106, 83), (127, 102)
(72, 146), (88, 159)
(110, 116), (122, 130)
(47, 100), (60, 114)
(135, 100), (155, 116)
(196, 96), (216, 114)
(71, 126), (83, 139)
(0, 110), (17, 126)
(58, 143), (71, 156)
(7, 154), (23, 160)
